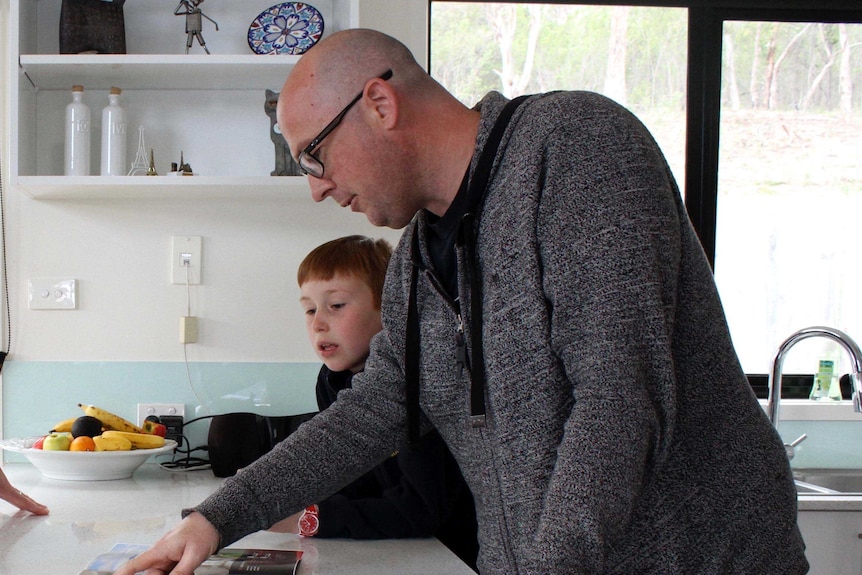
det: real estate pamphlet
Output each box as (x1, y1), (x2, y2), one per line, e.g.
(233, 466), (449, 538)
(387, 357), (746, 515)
(79, 542), (302, 575)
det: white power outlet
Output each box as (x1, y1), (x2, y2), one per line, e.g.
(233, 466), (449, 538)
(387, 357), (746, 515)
(171, 235), (202, 284)
(137, 403), (186, 427)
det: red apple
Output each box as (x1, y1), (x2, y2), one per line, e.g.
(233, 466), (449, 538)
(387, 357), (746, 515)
(142, 420), (167, 437)
(32, 436), (46, 450)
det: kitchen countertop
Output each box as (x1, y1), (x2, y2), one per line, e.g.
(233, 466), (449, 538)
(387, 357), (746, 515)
(797, 494), (862, 511)
(0, 463), (476, 574)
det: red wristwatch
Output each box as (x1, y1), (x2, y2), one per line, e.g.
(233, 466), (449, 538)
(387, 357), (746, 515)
(298, 504), (320, 537)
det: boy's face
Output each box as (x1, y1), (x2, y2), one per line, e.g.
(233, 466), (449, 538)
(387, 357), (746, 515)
(300, 273), (382, 374)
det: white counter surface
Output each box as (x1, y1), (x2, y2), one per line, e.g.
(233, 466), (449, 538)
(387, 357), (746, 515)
(797, 494), (862, 511)
(0, 463), (475, 575)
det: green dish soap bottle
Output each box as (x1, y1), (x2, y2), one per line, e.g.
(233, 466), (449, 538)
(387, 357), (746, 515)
(809, 358), (842, 401)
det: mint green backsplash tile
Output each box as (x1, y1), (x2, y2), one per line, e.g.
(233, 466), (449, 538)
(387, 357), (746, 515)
(2, 361), (322, 463)
(8, 362), (862, 470)
(779, 420), (862, 470)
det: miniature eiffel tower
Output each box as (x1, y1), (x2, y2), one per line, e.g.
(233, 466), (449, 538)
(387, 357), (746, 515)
(127, 125), (150, 176)
(147, 148), (158, 176)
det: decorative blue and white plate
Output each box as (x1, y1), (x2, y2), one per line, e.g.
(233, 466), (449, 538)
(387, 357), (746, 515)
(248, 2), (325, 56)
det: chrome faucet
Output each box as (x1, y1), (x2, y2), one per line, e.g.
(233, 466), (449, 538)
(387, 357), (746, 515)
(768, 326), (862, 422)
(767, 326), (862, 459)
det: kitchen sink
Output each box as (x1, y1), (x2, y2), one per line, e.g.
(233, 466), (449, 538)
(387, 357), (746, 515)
(794, 469), (862, 495)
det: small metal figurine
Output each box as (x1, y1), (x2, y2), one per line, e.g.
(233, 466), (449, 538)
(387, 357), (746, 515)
(146, 148), (158, 176)
(174, 0), (219, 54)
(170, 151), (194, 175)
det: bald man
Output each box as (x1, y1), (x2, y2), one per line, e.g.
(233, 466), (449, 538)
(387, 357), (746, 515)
(117, 29), (807, 575)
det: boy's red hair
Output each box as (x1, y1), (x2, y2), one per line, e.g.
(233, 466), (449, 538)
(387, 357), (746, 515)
(297, 235), (393, 309)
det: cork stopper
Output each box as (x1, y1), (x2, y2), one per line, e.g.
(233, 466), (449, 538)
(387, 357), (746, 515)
(72, 85), (84, 92)
(110, 86), (122, 95)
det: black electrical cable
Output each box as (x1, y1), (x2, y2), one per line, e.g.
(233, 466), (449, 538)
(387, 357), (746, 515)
(183, 414), (217, 426)
(158, 433), (211, 470)
(156, 416), (218, 470)
(0, 148), (10, 373)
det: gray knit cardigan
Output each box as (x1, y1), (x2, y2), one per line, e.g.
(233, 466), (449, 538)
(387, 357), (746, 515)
(194, 91), (808, 574)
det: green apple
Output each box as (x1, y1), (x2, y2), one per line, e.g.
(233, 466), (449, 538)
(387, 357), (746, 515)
(42, 432), (72, 451)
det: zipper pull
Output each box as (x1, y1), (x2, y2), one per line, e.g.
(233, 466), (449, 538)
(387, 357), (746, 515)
(455, 314), (467, 376)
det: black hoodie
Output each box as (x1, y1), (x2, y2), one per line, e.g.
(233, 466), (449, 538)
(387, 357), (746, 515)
(314, 366), (478, 572)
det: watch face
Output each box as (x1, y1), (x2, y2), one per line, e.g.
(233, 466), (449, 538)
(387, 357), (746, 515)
(299, 510), (319, 536)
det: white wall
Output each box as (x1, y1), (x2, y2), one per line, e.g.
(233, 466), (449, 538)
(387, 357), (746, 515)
(357, 0), (428, 66)
(1, 0), (9, 441)
(13, 197), (402, 362)
(1, 0), (425, 364)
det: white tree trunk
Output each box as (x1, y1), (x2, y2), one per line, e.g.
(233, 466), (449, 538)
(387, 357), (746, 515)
(838, 23), (853, 116)
(603, 6), (629, 106)
(724, 32), (741, 111)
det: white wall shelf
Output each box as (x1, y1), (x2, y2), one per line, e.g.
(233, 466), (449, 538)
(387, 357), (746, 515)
(19, 54), (300, 91)
(16, 175), (310, 200)
(7, 0), (356, 199)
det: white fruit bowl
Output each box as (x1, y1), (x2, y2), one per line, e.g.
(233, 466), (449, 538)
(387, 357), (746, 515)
(0, 437), (178, 481)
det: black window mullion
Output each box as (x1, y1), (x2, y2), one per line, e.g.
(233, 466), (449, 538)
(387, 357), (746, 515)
(684, 6), (723, 268)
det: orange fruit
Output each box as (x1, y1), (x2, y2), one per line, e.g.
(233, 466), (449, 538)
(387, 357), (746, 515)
(69, 436), (96, 452)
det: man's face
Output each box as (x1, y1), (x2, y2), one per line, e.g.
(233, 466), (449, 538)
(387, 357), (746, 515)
(302, 133), (418, 230)
(279, 74), (421, 230)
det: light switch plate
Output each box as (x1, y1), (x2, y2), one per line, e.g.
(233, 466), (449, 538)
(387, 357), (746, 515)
(29, 278), (77, 309)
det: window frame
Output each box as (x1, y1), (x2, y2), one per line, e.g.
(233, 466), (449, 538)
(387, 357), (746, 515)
(428, 0), (862, 267)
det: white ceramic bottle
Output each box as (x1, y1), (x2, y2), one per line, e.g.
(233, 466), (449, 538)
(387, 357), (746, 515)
(64, 85), (91, 176)
(100, 86), (127, 176)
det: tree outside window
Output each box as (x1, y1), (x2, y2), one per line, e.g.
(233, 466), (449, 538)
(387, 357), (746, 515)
(431, 3), (862, 378)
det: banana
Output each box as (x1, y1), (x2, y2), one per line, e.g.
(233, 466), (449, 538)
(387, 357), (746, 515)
(78, 404), (143, 434)
(50, 416), (78, 433)
(94, 434), (132, 451)
(101, 430), (166, 450)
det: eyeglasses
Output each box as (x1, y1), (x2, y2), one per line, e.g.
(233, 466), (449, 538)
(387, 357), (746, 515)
(297, 69), (393, 178)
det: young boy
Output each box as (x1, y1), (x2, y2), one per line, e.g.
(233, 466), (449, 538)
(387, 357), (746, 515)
(273, 235), (478, 571)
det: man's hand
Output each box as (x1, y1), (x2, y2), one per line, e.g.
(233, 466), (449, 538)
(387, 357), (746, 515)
(114, 511), (220, 575)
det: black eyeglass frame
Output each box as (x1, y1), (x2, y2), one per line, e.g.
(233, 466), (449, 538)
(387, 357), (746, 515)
(297, 69), (394, 178)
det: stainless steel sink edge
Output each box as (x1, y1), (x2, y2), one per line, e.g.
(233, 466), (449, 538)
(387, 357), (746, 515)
(793, 468), (862, 495)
